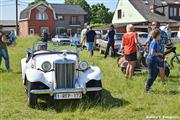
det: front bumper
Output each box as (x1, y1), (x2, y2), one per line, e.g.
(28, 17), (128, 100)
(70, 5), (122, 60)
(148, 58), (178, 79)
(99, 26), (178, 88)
(30, 87), (102, 96)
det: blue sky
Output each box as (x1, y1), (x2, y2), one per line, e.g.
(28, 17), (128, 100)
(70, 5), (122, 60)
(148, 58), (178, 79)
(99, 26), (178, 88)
(0, 0), (118, 20)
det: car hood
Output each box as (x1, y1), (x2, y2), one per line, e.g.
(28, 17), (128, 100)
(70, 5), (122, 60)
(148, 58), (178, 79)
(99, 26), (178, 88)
(33, 53), (78, 69)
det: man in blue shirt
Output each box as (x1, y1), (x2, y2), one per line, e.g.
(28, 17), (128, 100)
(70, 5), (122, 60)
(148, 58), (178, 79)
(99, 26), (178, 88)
(85, 26), (96, 57)
(146, 21), (169, 82)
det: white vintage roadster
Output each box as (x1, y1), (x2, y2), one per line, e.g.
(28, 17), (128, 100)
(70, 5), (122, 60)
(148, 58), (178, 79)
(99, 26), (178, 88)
(21, 41), (102, 108)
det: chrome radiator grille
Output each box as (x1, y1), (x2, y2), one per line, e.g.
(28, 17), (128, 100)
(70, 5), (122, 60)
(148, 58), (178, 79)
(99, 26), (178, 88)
(54, 60), (75, 88)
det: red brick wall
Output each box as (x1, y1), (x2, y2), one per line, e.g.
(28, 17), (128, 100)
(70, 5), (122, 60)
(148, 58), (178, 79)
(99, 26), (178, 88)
(28, 6), (56, 36)
(19, 20), (29, 36)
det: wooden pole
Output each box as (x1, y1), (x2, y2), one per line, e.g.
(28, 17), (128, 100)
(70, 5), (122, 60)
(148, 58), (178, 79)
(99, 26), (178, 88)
(16, 0), (19, 35)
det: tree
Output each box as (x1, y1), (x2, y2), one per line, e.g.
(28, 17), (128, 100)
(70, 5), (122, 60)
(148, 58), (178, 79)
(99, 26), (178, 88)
(30, 0), (47, 5)
(34, 0), (47, 3)
(90, 3), (113, 24)
(65, 0), (91, 23)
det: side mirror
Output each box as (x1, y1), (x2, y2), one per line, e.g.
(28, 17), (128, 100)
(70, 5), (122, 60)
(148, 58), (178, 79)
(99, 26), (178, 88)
(26, 48), (32, 54)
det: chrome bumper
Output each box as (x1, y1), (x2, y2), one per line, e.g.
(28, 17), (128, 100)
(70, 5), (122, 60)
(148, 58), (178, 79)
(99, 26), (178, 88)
(30, 87), (102, 95)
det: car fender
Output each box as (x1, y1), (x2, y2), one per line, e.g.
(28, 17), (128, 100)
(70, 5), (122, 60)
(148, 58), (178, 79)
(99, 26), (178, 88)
(25, 69), (50, 88)
(21, 58), (27, 80)
(78, 66), (101, 87)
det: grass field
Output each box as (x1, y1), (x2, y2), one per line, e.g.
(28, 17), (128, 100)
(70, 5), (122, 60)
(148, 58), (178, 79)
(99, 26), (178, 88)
(0, 36), (180, 120)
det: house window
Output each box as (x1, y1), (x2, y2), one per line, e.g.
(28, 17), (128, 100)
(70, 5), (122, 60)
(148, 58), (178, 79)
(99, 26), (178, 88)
(36, 12), (48, 20)
(71, 16), (77, 24)
(41, 27), (49, 35)
(29, 28), (35, 35)
(118, 10), (122, 19)
(169, 7), (177, 17)
(57, 15), (64, 20)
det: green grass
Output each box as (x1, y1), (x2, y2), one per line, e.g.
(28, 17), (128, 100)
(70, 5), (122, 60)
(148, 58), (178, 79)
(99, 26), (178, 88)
(0, 36), (180, 120)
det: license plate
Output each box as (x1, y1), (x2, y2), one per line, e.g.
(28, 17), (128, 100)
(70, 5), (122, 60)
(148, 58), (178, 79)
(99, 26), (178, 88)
(54, 93), (82, 100)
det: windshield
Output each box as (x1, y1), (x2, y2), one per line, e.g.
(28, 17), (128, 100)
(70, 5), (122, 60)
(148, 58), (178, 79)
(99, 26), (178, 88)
(32, 41), (77, 53)
(138, 33), (148, 38)
(55, 35), (68, 38)
(115, 33), (123, 41)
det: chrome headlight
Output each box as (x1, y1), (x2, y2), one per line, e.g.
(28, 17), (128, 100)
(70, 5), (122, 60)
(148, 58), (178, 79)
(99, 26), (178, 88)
(79, 61), (89, 71)
(41, 61), (51, 72)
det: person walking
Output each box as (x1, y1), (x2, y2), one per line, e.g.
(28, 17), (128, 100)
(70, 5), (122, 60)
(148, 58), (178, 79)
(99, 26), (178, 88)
(85, 26), (96, 57)
(145, 29), (162, 92)
(41, 32), (49, 49)
(122, 24), (138, 79)
(0, 31), (10, 71)
(104, 24), (116, 58)
(80, 23), (88, 48)
(146, 21), (169, 82)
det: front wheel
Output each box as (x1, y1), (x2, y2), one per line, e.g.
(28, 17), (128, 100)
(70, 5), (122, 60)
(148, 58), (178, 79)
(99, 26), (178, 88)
(165, 66), (170, 77)
(27, 81), (38, 108)
(86, 80), (102, 101)
(170, 54), (180, 68)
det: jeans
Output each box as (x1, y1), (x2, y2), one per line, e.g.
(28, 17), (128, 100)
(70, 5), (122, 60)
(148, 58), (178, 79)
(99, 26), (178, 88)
(145, 59), (159, 91)
(0, 48), (10, 70)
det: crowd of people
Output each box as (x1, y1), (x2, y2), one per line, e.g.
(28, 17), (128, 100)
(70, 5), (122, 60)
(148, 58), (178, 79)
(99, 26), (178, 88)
(0, 21), (177, 93)
(80, 21), (172, 93)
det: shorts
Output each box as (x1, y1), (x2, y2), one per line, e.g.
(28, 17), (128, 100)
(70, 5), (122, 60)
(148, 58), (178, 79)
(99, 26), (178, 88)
(158, 60), (165, 68)
(86, 42), (94, 51)
(125, 52), (137, 61)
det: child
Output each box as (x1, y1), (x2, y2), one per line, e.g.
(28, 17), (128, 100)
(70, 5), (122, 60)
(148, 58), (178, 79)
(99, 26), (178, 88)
(145, 29), (162, 92)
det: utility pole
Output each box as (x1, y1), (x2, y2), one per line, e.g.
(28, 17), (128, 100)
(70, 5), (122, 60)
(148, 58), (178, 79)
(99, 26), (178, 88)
(16, 0), (19, 35)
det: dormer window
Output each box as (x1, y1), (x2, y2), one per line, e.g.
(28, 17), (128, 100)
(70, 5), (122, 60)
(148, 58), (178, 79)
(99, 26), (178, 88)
(36, 12), (48, 20)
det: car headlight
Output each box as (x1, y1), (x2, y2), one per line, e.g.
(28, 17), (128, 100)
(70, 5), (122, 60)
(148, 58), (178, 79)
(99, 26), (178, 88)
(41, 61), (51, 72)
(79, 61), (89, 71)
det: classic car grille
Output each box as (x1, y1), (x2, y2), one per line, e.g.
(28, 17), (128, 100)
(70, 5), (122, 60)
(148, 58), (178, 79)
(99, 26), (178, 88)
(54, 60), (75, 88)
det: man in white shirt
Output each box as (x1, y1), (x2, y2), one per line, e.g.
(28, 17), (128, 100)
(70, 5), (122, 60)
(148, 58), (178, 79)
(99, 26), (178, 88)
(80, 23), (88, 48)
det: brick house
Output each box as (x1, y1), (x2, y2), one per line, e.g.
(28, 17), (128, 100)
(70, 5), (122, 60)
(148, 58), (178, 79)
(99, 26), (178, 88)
(112, 0), (180, 33)
(19, 2), (87, 36)
(51, 4), (87, 36)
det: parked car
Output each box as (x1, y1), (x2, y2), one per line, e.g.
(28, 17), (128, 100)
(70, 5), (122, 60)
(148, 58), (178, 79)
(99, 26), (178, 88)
(52, 34), (71, 45)
(21, 42), (102, 108)
(71, 33), (81, 46)
(171, 31), (179, 42)
(99, 33), (123, 56)
(137, 32), (148, 44)
(95, 30), (102, 46)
